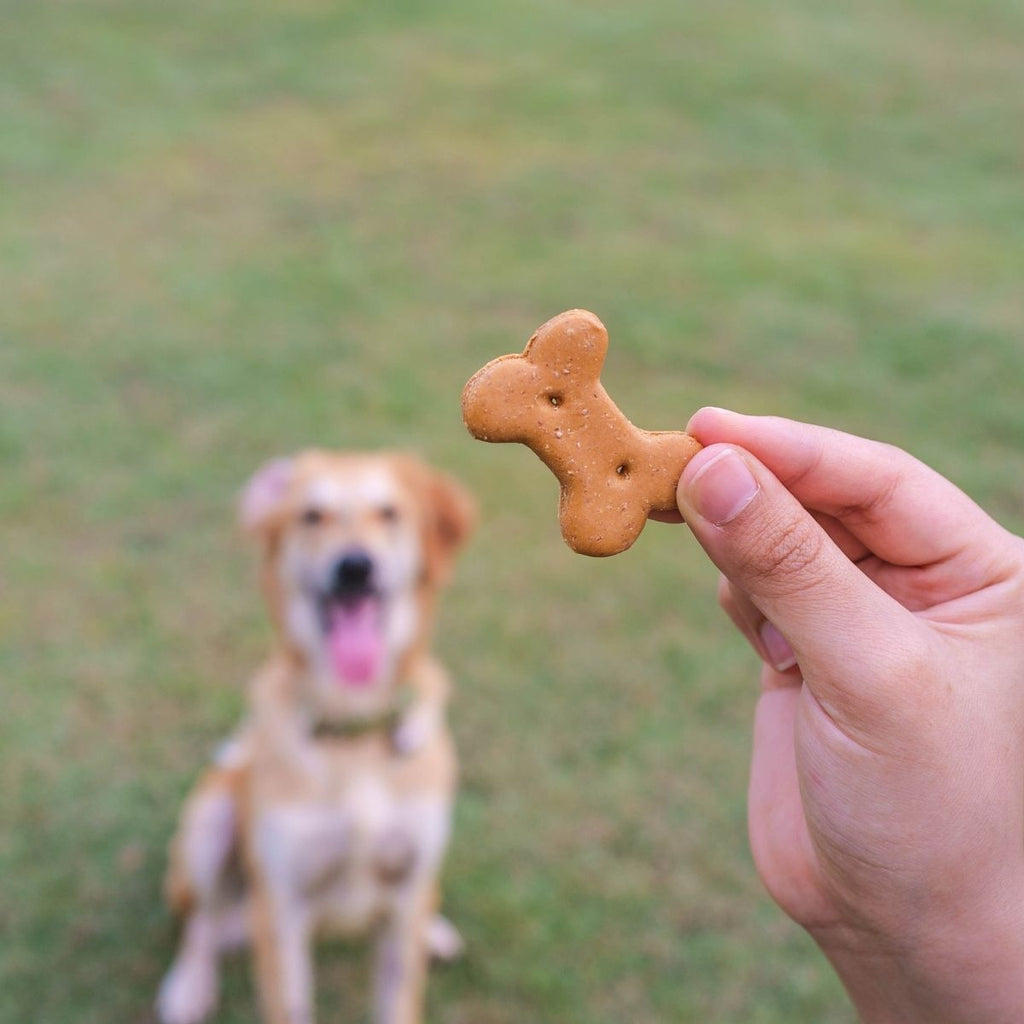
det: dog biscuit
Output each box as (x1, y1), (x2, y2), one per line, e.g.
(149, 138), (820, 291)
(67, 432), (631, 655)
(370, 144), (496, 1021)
(461, 309), (702, 556)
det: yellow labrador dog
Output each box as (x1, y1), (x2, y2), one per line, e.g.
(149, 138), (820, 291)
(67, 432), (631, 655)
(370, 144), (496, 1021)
(156, 451), (475, 1024)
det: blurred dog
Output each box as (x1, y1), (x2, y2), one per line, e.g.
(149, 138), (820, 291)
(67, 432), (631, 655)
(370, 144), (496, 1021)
(156, 451), (475, 1024)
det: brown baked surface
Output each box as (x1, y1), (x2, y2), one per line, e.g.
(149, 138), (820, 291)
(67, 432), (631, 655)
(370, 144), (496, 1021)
(462, 309), (701, 556)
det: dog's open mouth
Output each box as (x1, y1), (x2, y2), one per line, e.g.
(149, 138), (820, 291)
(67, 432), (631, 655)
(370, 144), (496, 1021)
(314, 551), (387, 688)
(321, 595), (385, 687)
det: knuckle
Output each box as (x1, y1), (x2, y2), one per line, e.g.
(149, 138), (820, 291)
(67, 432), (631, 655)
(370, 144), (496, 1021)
(835, 449), (907, 524)
(747, 510), (829, 596)
(872, 628), (931, 685)
(853, 630), (936, 725)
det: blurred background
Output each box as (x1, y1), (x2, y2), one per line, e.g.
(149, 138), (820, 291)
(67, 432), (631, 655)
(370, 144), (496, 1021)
(2, 1), (1023, 1021)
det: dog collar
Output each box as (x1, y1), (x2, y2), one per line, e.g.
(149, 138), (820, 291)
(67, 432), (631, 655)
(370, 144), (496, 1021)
(308, 686), (413, 743)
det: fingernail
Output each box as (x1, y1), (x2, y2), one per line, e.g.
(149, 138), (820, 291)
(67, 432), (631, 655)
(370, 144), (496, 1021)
(687, 448), (759, 526)
(759, 621), (797, 672)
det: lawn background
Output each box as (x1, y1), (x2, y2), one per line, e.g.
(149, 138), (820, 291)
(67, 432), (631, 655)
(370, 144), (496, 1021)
(2, 1), (1023, 1021)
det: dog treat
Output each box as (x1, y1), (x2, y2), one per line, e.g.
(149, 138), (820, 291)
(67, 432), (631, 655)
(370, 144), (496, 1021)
(461, 309), (702, 556)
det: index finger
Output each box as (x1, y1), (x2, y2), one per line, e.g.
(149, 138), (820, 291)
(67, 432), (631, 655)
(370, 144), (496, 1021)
(686, 408), (1004, 570)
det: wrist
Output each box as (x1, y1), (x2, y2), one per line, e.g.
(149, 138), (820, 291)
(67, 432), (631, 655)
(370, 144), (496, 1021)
(812, 887), (1024, 1024)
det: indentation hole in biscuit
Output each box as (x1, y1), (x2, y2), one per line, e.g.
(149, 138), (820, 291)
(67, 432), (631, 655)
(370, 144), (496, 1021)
(547, 394), (563, 407)
(616, 463), (630, 478)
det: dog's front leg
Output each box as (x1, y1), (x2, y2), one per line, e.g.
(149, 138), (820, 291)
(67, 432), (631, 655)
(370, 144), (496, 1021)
(373, 885), (435, 1024)
(248, 808), (317, 1024)
(250, 880), (315, 1024)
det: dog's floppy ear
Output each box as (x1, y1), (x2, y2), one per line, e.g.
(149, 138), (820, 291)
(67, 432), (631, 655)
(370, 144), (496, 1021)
(424, 469), (477, 587)
(239, 456), (294, 536)
(429, 469), (476, 585)
(396, 457), (476, 588)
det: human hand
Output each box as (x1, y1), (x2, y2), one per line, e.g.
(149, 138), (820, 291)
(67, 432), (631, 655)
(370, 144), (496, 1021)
(675, 408), (1024, 1024)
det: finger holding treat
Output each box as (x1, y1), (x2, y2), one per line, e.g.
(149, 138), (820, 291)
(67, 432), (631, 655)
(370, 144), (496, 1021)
(461, 309), (702, 556)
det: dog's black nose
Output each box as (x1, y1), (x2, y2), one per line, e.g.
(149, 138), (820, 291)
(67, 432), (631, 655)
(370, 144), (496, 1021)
(331, 550), (375, 597)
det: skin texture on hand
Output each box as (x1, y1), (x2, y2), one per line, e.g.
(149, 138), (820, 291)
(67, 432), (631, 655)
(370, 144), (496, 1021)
(675, 408), (1024, 1024)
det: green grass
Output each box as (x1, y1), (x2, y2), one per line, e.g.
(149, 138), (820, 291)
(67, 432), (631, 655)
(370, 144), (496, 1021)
(2, 0), (1023, 1020)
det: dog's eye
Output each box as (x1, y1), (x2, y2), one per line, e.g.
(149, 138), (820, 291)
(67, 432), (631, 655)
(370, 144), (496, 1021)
(300, 507), (324, 526)
(377, 504), (399, 524)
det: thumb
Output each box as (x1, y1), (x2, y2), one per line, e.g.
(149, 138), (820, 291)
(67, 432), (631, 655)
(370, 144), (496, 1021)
(677, 444), (922, 716)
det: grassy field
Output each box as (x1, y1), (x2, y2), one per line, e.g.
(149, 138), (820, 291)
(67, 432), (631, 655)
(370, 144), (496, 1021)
(2, 1), (1023, 1021)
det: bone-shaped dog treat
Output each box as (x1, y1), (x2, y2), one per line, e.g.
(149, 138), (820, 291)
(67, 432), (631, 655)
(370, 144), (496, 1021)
(461, 309), (702, 556)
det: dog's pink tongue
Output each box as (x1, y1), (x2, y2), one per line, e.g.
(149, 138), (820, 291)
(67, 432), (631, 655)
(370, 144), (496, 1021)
(327, 600), (384, 687)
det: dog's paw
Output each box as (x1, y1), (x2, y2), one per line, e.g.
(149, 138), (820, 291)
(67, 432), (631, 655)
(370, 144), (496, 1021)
(426, 913), (465, 962)
(155, 955), (219, 1024)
